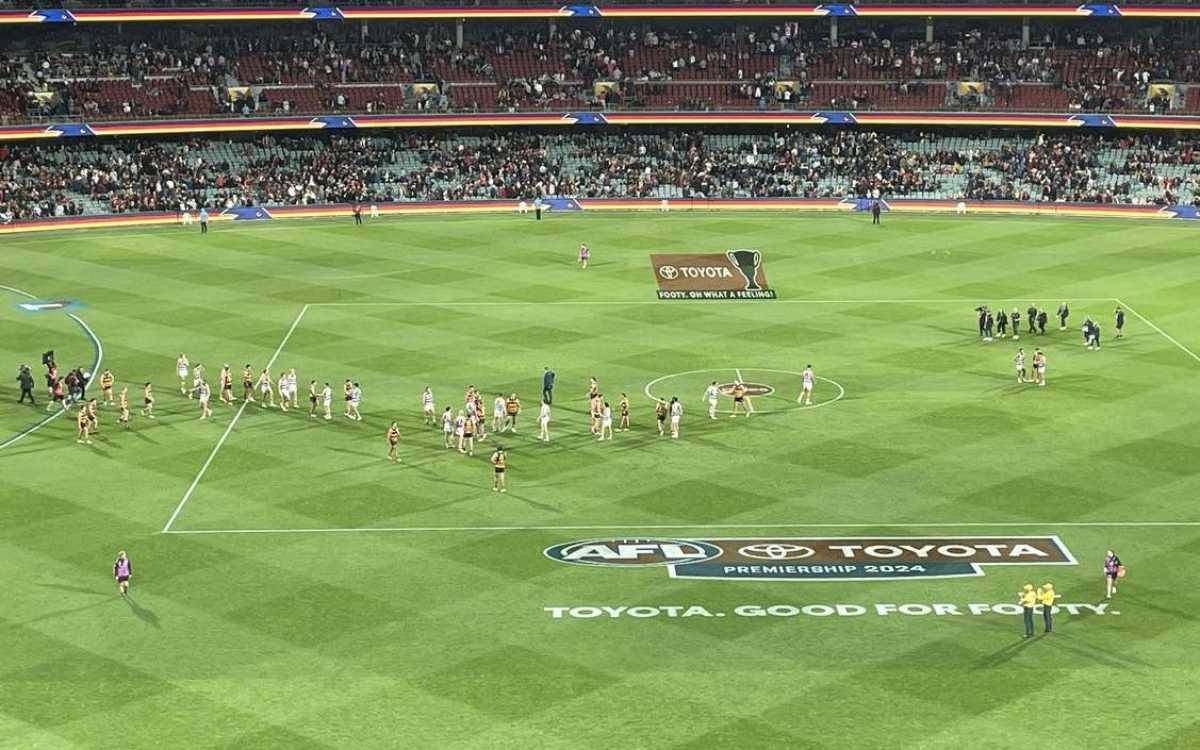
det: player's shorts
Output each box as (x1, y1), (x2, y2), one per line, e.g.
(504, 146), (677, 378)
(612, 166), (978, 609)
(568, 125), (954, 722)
(199, 396), (209, 404)
(116, 575), (129, 583)
(423, 403), (434, 412)
(144, 398), (152, 405)
(657, 414), (666, 422)
(464, 432), (474, 439)
(734, 396), (744, 403)
(538, 417), (549, 426)
(178, 368), (188, 379)
(670, 417), (680, 426)
(803, 382), (813, 391)
(455, 428), (464, 437)
(310, 395), (318, 404)
(602, 420), (612, 428)
(323, 399), (332, 407)
(494, 467), (505, 474)
(261, 384), (272, 394)
(443, 425), (453, 433)
(388, 438), (398, 446)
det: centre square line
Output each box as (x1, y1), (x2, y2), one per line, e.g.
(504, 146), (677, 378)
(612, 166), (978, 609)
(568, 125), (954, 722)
(161, 304), (310, 533)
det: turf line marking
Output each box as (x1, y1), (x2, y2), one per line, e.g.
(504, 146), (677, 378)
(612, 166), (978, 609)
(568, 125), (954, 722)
(734, 367), (743, 382)
(0, 283), (38, 297)
(0, 286), (103, 453)
(161, 304), (309, 533)
(307, 298), (1119, 307)
(1115, 298), (1200, 366)
(162, 521), (1200, 535)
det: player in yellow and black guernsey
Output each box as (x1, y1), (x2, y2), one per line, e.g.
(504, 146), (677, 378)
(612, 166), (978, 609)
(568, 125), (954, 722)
(491, 446), (507, 493)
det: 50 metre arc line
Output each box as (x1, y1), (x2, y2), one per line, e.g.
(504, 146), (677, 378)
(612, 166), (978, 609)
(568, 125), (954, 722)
(0, 284), (104, 453)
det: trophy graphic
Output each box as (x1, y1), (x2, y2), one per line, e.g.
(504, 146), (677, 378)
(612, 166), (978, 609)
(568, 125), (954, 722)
(726, 249), (763, 290)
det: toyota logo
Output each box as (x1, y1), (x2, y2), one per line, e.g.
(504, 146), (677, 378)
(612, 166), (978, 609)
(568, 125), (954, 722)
(658, 265), (679, 280)
(738, 543), (815, 561)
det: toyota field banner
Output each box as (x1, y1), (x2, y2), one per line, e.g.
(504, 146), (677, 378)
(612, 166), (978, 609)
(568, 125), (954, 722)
(650, 251), (776, 300)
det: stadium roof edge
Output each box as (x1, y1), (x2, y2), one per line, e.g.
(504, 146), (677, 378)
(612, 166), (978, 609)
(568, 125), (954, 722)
(3, 111), (1200, 142)
(4, 3), (1200, 24)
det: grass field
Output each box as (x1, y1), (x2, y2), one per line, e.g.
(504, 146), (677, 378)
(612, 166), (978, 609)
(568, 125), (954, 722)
(2, 211), (1199, 749)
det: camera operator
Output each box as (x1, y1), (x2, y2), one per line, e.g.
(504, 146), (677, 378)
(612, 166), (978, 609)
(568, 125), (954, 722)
(16, 364), (35, 404)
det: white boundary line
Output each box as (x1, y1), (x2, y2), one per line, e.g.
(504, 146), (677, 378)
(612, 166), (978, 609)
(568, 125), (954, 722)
(160, 304), (310, 533)
(162, 521), (1200, 535)
(0, 285), (103, 453)
(307, 298), (1120, 307)
(1115, 297), (1200, 365)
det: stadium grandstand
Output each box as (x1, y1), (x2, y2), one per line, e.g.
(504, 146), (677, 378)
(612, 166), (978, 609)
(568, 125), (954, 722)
(1, 15), (1199, 121)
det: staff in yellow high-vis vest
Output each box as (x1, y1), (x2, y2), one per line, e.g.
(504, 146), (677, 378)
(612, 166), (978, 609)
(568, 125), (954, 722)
(1038, 583), (1058, 634)
(1018, 584), (1037, 638)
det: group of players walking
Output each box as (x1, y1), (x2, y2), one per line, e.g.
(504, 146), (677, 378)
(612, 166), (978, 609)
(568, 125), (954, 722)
(173, 354), (366, 422)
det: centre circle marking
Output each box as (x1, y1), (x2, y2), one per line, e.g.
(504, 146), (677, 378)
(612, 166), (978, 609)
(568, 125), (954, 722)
(643, 368), (844, 413)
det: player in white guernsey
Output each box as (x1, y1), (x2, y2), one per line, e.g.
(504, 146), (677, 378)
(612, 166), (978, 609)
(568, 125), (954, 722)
(669, 397), (682, 439)
(492, 393), (506, 433)
(442, 406), (454, 448)
(798, 365), (815, 406)
(421, 386), (435, 424)
(321, 382), (333, 420)
(286, 368), (299, 408)
(197, 380), (211, 419)
(1013, 349), (1026, 383)
(190, 363), (205, 399)
(705, 381), (720, 419)
(599, 402), (613, 440)
(454, 411), (466, 451)
(276, 372), (290, 412)
(538, 399), (551, 442)
(176, 354), (190, 395)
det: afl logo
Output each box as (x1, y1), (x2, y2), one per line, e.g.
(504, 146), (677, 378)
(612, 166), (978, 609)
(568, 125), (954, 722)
(738, 543), (815, 561)
(658, 265), (679, 280)
(545, 538), (723, 567)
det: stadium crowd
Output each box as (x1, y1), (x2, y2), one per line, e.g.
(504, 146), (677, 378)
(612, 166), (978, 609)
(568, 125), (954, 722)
(4, 129), (1200, 221)
(0, 21), (1197, 121)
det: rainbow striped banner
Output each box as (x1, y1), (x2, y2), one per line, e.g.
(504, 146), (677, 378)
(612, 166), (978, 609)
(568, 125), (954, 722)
(6, 110), (1200, 143)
